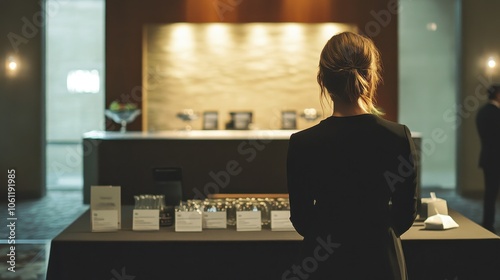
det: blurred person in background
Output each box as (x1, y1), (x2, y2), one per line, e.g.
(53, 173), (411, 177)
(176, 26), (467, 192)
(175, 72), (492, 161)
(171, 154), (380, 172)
(476, 84), (500, 233)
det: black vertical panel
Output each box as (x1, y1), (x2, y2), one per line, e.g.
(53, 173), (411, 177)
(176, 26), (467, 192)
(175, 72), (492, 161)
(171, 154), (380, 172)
(0, 0), (45, 198)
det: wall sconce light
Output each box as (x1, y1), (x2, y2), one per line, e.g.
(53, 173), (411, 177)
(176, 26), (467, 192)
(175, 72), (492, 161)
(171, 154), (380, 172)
(5, 56), (18, 75)
(487, 57), (496, 69)
(426, 22), (438, 31)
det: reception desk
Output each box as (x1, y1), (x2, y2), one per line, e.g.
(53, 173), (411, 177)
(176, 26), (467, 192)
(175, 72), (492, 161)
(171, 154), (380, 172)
(83, 130), (422, 205)
(46, 207), (500, 280)
(83, 130), (295, 204)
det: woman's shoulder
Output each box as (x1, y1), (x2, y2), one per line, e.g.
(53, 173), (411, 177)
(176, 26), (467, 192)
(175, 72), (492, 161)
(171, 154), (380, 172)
(290, 114), (411, 143)
(369, 116), (413, 142)
(373, 115), (408, 130)
(289, 122), (323, 143)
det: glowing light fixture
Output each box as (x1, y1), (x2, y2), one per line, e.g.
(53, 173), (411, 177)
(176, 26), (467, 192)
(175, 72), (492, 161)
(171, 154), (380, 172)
(8, 60), (17, 71)
(426, 23), (438, 31)
(170, 23), (194, 51)
(321, 24), (342, 40)
(247, 24), (269, 46)
(67, 69), (100, 93)
(487, 57), (496, 68)
(283, 23), (303, 41)
(206, 23), (229, 41)
(206, 23), (231, 54)
(6, 56), (18, 74)
(281, 23), (304, 53)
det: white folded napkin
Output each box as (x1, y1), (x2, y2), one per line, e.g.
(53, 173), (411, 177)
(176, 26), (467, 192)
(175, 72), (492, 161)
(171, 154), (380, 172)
(424, 214), (459, 230)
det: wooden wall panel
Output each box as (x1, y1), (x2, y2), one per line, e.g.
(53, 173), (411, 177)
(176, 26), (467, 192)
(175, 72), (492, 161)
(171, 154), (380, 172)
(279, 0), (334, 22)
(106, 0), (399, 130)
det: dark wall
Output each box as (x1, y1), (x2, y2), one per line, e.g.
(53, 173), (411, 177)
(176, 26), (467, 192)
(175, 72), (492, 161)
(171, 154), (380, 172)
(0, 0), (45, 198)
(106, 0), (400, 131)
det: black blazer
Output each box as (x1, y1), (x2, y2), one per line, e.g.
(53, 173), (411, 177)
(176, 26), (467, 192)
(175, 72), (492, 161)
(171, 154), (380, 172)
(287, 114), (417, 280)
(476, 103), (500, 169)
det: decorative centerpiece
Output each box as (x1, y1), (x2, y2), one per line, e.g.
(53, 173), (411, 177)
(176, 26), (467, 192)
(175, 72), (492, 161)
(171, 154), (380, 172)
(176, 109), (198, 130)
(300, 108), (321, 122)
(105, 101), (141, 132)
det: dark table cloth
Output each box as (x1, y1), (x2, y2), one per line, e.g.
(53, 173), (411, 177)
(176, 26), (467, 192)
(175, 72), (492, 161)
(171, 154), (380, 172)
(47, 207), (500, 280)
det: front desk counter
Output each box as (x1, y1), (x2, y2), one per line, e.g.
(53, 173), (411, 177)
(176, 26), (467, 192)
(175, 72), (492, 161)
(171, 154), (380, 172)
(47, 207), (500, 280)
(83, 130), (296, 205)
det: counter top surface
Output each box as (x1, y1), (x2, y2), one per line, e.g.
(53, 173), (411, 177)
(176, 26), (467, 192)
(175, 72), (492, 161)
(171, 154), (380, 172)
(83, 130), (422, 140)
(55, 207), (499, 242)
(400, 209), (500, 240)
(83, 130), (298, 140)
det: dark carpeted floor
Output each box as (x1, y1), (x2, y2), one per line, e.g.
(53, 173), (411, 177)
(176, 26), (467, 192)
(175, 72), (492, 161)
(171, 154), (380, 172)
(0, 188), (498, 280)
(0, 191), (88, 280)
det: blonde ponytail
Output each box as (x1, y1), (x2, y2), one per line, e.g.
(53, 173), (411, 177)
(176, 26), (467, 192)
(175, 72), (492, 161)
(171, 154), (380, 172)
(317, 32), (383, 115)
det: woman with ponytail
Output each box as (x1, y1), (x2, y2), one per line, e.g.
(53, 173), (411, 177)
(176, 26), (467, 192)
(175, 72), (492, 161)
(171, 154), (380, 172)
(287, 32), (418, 280)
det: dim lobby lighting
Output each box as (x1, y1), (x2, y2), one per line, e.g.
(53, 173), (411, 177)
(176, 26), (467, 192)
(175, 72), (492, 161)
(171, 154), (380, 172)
(6, 56), (18, 73)
(170, 23), (195, 51)
(487, 57), (496, 69)
(8, 61), (17, 71)
(426, 22), (438, 31)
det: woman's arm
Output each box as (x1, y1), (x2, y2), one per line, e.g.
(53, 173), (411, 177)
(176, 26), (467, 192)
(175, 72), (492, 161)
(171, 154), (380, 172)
(287, 135), (315, 237)
(390, 126), (418, 237)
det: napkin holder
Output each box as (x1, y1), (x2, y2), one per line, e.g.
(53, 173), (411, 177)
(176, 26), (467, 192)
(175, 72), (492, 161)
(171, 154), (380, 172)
(420, 197), (448, 219)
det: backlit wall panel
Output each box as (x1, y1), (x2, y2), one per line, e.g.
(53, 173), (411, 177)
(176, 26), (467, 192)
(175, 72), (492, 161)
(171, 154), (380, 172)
(144, 23), (356, 131)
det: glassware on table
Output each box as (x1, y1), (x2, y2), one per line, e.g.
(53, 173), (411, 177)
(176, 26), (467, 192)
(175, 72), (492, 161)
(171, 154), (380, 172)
(278, 198), (290, 210)
(271, 198), (290, 211)
(203, 199), (226, 212)
(258, 198), (271, 227)
(134, 194), (173, 227)
(186, 199), (203, 211)
(225, 198), (237, 226)
(134, 194), (158, 209)
(176, 200), (203, 214)
(237, 200), (260, 212)
(158, 195), (174, 227)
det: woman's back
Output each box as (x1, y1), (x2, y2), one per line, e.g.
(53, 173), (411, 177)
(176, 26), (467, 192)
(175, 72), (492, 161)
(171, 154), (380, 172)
(287, 114), (417, 279)
(286, 31), (417, 280)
